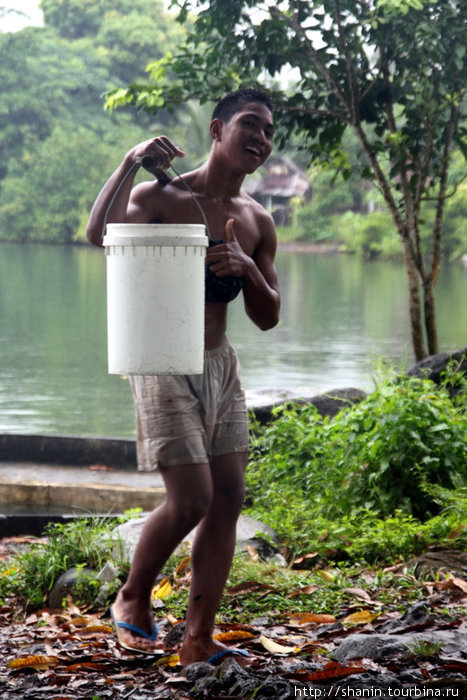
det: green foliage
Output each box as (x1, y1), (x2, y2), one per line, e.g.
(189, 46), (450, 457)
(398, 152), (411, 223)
(246, 369), (467, 562)
(0, 0), (188, 243)
(0, 121), (149, 242)
(0, 516), (127, 608)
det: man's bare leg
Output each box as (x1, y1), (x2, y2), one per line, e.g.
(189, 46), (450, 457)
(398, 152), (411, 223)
(179, 452), (247, 664)
(112, 462), (213, 653)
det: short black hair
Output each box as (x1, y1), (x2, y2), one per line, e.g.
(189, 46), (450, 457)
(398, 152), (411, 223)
(211, 88), (274, 123)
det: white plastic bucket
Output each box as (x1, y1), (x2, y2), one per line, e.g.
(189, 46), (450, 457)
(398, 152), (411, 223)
(103, 224), (208, 375)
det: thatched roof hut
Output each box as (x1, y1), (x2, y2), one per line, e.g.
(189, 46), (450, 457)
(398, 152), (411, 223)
(245, 156), (311, 225)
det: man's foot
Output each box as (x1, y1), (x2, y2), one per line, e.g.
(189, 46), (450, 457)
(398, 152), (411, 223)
(179, 638), (250, 666)
(110, 602), (164, 655)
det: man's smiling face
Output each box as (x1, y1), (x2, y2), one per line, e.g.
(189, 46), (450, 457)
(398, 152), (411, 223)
(213, 101), (274, 174)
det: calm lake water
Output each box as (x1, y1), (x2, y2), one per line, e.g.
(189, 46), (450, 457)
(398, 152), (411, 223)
(1, 242), (466, 437)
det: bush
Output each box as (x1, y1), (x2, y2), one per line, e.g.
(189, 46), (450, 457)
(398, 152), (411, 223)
(246, 369), (467, 561)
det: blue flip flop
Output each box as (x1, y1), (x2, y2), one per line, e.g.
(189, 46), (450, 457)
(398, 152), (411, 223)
(206, 648), (249, 665)
(110, 604), (162, 655)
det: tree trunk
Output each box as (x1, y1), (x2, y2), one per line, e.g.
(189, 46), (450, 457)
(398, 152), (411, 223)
(403, 240), (427, 361)
(423, 277), (439, 357)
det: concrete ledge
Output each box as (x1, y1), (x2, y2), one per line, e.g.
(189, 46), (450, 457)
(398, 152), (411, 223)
(0, 481), (165, 514)
(0, 434), (137, 468)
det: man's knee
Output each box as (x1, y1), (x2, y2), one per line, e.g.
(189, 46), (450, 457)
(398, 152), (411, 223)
(211, 465), (246, 515)
(163, 465), (213, 526)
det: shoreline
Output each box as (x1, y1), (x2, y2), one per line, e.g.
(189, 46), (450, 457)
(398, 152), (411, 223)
(277, 240), (344, 254)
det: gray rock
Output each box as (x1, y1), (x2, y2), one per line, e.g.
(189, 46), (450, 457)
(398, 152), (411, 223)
(333, 625), (467, 663)
(248, 387), (367, 423)
(400, 549), (467, 578)
(48, 566), (96, 608)
(407, 346), (467, 386)
(113, 513), (285, 565)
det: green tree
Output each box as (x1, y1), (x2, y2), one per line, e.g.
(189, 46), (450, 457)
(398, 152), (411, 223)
(40, 0), (106, 39)
(106, 0), (467, 361)
(40, 0), (186, 85)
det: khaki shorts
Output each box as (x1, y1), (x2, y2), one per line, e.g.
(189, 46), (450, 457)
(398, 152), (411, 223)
(129, 337), (249, 471)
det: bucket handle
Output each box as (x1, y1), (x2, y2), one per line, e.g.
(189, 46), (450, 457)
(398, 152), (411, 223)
(101, 160), (211, 245)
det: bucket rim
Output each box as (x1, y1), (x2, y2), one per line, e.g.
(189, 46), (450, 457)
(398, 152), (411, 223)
(103, 224), (208, 248)
(105, 223), (206, 232)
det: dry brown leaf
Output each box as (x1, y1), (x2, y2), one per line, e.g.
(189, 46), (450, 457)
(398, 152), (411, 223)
(300, 660), (367, 681)
(286, 585), (319, 598)
(432, 576), (467, 593)
(344, 587), (371, 600)
(225, 581), (277, 596)
(174, 556), (191, 576)
(448, 576), (467, 594)
(291, 552), (319, 568)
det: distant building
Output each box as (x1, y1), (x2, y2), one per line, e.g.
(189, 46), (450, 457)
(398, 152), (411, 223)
(245, 156), (311, 225)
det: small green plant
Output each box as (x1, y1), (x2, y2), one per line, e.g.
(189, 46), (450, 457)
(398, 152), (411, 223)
(406, 638), (444, 658)
(0, 514), (131, 609)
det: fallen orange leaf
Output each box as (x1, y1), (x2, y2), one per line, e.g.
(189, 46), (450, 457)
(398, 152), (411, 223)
(0, 566), (21, 577)
(65, 662), (109, 672)
(76, 624), (113, 634)
(8, 655), (59, 671)
(289, 613), (336, 625)
(213, 630), (256, 642)
(174, 556), (191, 576)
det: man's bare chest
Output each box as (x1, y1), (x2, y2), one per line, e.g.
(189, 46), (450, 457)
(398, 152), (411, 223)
(157, 191), (259, 254)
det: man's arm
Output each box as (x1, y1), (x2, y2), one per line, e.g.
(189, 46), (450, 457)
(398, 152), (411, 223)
(86, 153), (140, 247)
(206, 216), (280, 331)
(241, 216), (280, 331)
(86, 137), (184, 248)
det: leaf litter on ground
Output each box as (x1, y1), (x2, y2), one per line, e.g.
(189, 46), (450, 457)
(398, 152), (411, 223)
(0, 542), (465, 698)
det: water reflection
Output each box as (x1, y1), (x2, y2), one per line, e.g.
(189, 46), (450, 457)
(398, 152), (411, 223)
(1, 243), (465, 437)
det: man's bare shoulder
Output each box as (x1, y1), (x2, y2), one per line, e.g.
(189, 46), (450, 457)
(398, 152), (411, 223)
(241, 191), (276, 235)
(128, 179), (185, 222)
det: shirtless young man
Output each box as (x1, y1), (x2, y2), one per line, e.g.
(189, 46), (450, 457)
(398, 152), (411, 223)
(86, 88), (280, 664)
